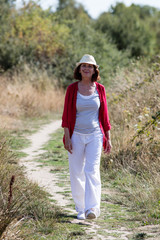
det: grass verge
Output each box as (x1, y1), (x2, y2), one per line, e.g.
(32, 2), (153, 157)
(102, 57), (160, 225)
(0, 127), (90, 240)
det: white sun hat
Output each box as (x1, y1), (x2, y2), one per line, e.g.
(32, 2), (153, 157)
(76, 54), (99, 68)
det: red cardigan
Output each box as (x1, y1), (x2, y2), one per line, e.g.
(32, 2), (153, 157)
(62, 81), (111, 149)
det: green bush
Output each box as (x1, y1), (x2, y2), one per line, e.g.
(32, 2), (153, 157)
(95, 3), (159, 57)
(0, 1), (160, 88)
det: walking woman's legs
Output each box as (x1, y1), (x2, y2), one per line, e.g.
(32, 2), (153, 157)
(84, 133), (103, 217)
(68, 132), (85, 213)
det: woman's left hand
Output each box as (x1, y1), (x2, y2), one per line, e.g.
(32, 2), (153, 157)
(104, 139), (112, 154)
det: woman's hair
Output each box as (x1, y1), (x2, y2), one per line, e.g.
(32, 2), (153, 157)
(73, 65), (101, 82)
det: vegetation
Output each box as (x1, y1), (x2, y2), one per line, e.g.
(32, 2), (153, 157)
(0, 0), (160, 238)
(95, 3), (160, 57)
(0, 131), (91, 239)
(0, 132), (60, 238)
(0, 65), (64, 129)
(101, 56), (160, 224)
(0, 0), (160, 86)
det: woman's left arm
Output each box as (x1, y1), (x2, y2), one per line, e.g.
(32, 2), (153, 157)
(104, 130), (112, 154)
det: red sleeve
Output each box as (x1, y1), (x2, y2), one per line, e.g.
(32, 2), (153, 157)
(61, 87), (70, 128)
(101, 86), (111, 132)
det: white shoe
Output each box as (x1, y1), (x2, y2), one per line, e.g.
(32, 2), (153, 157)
(85, 209), (96, 219)
(77, 211), (85, 220)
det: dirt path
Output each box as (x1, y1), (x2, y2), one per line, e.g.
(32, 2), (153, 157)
(20, 120), (160, 240)
(20, 120), (70, 207)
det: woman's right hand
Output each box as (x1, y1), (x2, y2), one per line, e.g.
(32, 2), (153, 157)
(64, 137), (72, 154)
(64, 127), (72, 154)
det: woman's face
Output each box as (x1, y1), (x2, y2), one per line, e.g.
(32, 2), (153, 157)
(79, 63), (95, 79)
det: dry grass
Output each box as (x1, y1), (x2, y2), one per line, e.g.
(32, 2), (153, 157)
(102, 56), (160, 223)
(105, 56), (160, 157)
(0, 65), (65, 129)
(0, 66), (65, 237)
(0, 133), (61, 239)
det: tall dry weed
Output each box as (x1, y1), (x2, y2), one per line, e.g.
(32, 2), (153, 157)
(0, 132), (61, 238)
(105, 57), (160, 155)
(102, 57), (160, 222)
(0, 65), (65, 128)
(0, 66), (64, 236)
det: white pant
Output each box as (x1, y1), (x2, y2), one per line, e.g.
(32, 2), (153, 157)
(68, 131), (103, 216)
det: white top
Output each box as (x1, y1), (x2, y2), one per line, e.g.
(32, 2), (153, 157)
(74, 90), (101, 134)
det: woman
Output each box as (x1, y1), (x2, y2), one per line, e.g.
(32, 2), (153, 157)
(62, 54), (111, 220)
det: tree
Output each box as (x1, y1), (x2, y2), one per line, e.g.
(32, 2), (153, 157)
(57, 0), (76, 10)
(0, 0), (20, 69)
(0, 0), (15, 33)
(95, 3), (156, 57)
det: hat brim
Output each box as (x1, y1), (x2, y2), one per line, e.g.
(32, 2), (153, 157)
(76, 62), (99, 68)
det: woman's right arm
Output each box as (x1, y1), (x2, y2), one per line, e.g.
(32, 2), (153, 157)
(62, 85), (73, 154)
(64, 127), (72, 154)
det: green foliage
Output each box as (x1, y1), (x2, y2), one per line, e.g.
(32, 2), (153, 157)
(131, 111), (160, 141)
(0, 1), (71, 70)
(96, 3), (159, 57)
(0, 1), (160, 87)
(49, 16), (130, 87)
(0, 0), (15, 23)
(57, 0), (76, 11)
(12, 2), (70, 62)
(0, 0), (20, 69)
